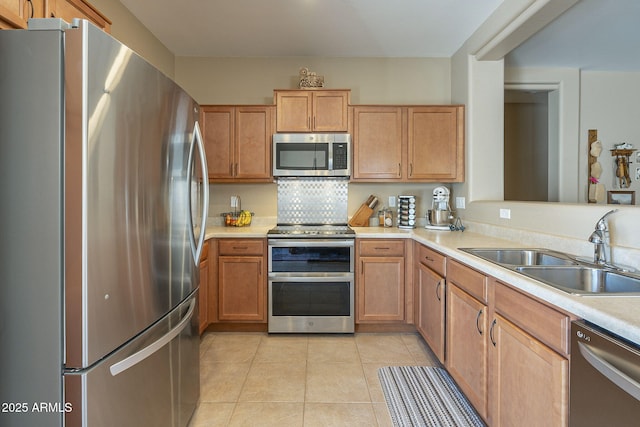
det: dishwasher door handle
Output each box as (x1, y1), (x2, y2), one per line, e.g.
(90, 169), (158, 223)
(579, 341), (640, 402)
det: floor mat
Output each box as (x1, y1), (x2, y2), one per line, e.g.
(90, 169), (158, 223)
(378, 366), (486, 427)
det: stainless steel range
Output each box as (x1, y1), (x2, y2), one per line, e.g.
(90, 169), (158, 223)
(267, 178), (355, 333)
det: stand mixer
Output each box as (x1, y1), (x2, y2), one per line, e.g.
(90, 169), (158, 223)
(426, 186), (453, 230)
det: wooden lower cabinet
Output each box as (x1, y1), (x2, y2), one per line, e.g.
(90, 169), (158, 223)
(215, 239), (266, 322)
(357, 239), (406, 322)
(488, 279), (570, 426)
(415, 243), (446, 363)
(446, 283), (489, 420)
(489, 315), (569, 427)
(198, 241), (209, 334)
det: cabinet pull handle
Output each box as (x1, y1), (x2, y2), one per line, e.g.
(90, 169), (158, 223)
(233, 246), (248, 250)
(409, 163), (413, 177)
(476, 309), (483, 335)
(490, 318), (497, 346)
(375, 247), (390, 250)
(424, 256), (434, 262)
(435, 280), (442, 301)
(398, 163), (401, 177)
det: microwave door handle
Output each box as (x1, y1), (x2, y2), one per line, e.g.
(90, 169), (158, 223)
(578, 341), (640, 401)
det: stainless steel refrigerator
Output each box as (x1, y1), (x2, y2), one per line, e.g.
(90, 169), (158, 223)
(0, 19), (208, 427)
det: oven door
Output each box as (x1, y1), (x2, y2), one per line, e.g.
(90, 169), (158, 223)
(269, 239), (354, 273)
(268, 274), (354, 333)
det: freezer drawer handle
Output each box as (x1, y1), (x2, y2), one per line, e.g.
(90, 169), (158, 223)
(109, 298), (196, 376)
(579, 341), (640, 402)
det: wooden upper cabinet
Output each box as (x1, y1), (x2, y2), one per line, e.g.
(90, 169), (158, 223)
(47, 0), (111, 32)
(200, 105), (273, 182)
(352, 105), (465, 182)
(408, 106), (464, 182)
(0, 0), (26, 28)
(352, 106), (404, 181)
(274, 89), (350, 132)
(1, 0), (109, 30)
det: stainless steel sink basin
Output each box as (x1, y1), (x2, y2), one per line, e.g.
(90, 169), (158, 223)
(515, 266), (640, 295)
(461, 248), (579, 266)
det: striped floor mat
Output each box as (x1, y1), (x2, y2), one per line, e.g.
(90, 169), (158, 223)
(378, 366), (486, 427)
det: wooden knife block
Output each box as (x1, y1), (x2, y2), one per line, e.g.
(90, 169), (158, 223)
(348, 204), (374, 227)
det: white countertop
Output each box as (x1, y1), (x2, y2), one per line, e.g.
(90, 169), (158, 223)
(205, 223), (640, 345)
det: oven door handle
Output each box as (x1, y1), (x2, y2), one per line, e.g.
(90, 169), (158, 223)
(269, 274), (353, 282)
(268, 239), (354, 248)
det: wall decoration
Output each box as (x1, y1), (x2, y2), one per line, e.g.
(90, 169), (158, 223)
(607, 190), (635, 205)
(588, 129), (606, 203)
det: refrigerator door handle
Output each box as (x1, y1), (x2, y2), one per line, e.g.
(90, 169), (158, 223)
(109, 298), (196, 376)
(187, 120), (209, 263)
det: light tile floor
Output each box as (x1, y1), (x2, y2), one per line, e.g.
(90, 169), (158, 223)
(189, 332), (440, 427)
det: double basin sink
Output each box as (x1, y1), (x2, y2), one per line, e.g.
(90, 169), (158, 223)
(461, 248), (640, 296)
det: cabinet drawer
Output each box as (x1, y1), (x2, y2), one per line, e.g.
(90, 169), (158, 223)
(447, 259), (487, 303)
(359, 239), (405, 257)
(218, 239), (264, 256)
(417, 244), (446, 276)
(494, 281), (570, 356)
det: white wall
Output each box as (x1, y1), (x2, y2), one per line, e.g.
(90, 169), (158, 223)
(90, 0), (175, 77)
(174, 57), (451, 105)
(451, 0), (639, 264)
(580, 71), (640, 199)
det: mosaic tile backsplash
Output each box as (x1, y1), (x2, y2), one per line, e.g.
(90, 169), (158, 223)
(277, 177), (349, 225)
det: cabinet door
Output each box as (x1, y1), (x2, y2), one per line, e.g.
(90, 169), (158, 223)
(490, 315), (569, 427)
(235, 106), (272, 180)
(446, 284), (488, 420)
(352, 106), (404, 180)
(407, 106), (464, 182)
(198, 255), (209, 334)
(201, 106), (234, 180)
(275, 91), (312, 132)
(312, 91), (349, 131)
(48, 0), (111, 32)
(416, 262), (445, 363)
(0, 0), (26, 28)
(218, 256), (265, 322)
(358, 257), (404, 322)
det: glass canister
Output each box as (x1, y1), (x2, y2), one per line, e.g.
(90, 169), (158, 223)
(383, 209), (393, 227)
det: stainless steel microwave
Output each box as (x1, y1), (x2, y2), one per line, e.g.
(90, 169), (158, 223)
(272, 133), (351, 177)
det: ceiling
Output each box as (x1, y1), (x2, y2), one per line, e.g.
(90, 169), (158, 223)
(119, 0), (503, 58)
(505, 0), (640, 71)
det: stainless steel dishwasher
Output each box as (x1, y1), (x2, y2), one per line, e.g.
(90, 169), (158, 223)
(570, 321), (640, 426)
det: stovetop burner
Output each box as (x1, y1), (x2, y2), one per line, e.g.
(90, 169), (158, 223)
(267, 224), (355, 238)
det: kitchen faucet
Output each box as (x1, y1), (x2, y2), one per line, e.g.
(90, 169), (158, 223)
(588, 209), (617, 265)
